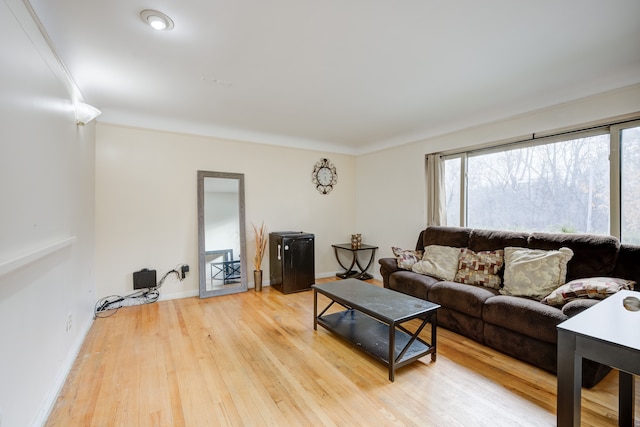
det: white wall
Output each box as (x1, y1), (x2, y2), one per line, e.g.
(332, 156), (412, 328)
(95, 124), (356, 299)
(205, 191), (240, 256)
(0, 1), (96, 426)
(96, 85), (640, 299)
(3, 6), (635, 426)
(356, 84), (640, 276)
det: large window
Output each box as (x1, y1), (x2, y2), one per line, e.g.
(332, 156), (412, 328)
(442, 121), (640, 243)
(444, 155), (461, 227)
(620, 125), (640, 244)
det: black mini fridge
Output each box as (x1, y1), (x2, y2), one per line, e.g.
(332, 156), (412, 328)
(269, 231), (315, 294)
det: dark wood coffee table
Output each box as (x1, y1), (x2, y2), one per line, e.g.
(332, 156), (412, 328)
(313, 278), (440, 381)
(557, 290), (640, 426)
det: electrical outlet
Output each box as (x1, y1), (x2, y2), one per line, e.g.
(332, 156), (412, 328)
(66, 314), (72, 332)
(181, 264), (189, 279)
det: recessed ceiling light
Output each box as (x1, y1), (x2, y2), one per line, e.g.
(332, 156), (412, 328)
(140, 9), (174, 31)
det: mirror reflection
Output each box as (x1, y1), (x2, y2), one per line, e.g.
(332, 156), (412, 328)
(198, 171), (247, 298)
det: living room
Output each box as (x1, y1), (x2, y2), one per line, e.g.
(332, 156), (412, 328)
(1, 1), (639, 426)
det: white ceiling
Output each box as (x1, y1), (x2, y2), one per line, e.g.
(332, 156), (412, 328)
(28, 0), (640, 154)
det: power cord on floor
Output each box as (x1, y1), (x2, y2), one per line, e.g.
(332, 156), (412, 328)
(94, 264), (187, 318)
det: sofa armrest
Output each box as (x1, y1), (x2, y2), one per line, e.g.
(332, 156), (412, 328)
(379, 257), (399, 274)
(379, 258), (400, 288)
(561, 298), (600, 318)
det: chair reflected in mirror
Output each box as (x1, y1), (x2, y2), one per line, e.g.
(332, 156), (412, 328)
(206, 249), (241, 285)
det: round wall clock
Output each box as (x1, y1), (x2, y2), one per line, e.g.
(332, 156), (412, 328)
(312, 158), (337, 194)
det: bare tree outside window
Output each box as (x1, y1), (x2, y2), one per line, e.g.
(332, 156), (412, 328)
(441, 122), (640, 243)
(453, 135), (610, 234)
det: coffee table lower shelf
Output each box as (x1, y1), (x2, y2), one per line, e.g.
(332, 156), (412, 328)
(317, 309), (435, 379)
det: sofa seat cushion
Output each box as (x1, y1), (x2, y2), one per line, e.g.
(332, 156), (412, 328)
(437, 308), (485, 343)
(429, 281), (498, 318)
(483, 295), (566, 344)
(388, 270), (440, 300)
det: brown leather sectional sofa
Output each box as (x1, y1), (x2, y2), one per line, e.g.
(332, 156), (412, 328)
(379, 226), (640, 387)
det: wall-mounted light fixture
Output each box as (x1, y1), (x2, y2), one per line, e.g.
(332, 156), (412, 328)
(140, 9), (174, 31)
(76, 102), (101, 126)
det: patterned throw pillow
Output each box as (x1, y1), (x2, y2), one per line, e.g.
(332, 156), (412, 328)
(391, 247), (423, 270)
(454, 248), (504, 289)
(541, 277), (636, 306)
(500, 247), (574, 299)
(411, 245), (461, 281)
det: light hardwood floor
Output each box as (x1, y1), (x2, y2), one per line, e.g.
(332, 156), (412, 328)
(46, 279), (638, 426)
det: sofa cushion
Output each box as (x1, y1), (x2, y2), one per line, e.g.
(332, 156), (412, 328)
(484, 321), (611, 387)
(483, 323), (558, 373)
(468, 228), (529, 252)
(501, 247), (573, 299)
(454, 248), (504, 289)
(388, 270), (440, 300)
(612, 244), (640, 289)
(528, 232), (619, 281)
(429, 281), (498, 318)
(391, 246), (423, 270)
(412, 245), (460, 281)
(436, 307), (485, 343)
(541, 277), (635, 306)
(421, 226), (471, 250)
(483, 295), (566, 344)
(561, 298), (600, 317)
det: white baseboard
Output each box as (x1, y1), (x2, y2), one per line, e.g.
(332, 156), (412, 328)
(32, 315), (93, 427)
(316, 271), (382, 281)
(158, 271), (383, 298)
(316, 271), (338, 279)
(158, 288), (199, 301)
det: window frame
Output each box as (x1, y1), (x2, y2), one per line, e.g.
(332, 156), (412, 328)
(439, 117), (640, 242)
(611, 119), (640, 241)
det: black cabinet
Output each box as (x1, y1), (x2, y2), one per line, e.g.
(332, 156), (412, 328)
(269, 231), (315, 294)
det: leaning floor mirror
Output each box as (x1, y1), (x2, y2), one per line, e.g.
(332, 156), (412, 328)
(197, 171), (248, 298)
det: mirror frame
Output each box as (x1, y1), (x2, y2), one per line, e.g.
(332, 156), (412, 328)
(197, 170), (248, 298)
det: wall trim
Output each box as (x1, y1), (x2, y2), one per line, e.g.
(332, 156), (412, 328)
(0, 237), (76, 278)
(31, 315), (93, 427)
